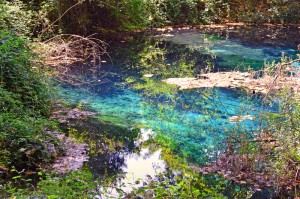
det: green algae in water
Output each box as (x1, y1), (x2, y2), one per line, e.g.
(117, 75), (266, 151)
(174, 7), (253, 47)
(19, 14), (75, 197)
(60, 84), (263, 164)
(95, 114), (136, 127)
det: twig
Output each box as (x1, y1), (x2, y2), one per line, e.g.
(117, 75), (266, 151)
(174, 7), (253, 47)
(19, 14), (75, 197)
(41, 34), (112, 87)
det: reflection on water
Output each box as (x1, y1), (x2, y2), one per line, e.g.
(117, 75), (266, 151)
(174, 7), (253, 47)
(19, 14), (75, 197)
(60, 26), (295, 187)
(156, 29), (298, 71)
(62, 84), (263, 165)
(121, 148), (166, 190)
(69, 124), (168, 197)
(198, 26), (299, 49)
(97, 148), (166, 198)
(106, 26), (299, 77)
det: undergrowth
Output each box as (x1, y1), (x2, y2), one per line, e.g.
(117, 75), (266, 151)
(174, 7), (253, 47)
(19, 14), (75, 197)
(0, 31), (62, 188)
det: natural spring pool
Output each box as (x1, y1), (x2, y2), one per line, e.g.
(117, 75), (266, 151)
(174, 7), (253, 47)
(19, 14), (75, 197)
(59, 26), (300, 196)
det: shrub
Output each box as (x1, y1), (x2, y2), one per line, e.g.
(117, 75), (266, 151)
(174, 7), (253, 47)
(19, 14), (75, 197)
(0, 32), (52, 116)
(0, 0), (34, 37)
(0, 114), (59, 171)
(0, 32), (60, 179)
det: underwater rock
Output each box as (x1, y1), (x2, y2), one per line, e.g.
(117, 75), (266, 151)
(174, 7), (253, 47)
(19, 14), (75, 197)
(228, 115), (255, 123)
(51, 106), (96, 124)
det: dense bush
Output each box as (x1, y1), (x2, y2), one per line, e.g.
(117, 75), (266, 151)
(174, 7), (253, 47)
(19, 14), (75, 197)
(0, 0), (34, 37)
(265, 89), (300, 182)
(0, 32), (52, 116)
(1, 0), (299, 38)
(0, 0), (55, 38)
(0, 32), (61, 178)
(0, 114), (59, 170)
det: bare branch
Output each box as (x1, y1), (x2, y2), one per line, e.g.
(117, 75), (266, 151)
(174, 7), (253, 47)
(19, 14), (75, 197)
(40, 34), (112, 87)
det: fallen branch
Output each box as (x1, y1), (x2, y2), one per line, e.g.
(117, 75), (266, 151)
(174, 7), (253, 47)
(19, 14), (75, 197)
(40, 34), (111, 86)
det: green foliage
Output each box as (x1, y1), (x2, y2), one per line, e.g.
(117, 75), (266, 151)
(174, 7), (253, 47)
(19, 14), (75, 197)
(0, 114), (59, 170)
(226, 0), (300, 24)
(0, 0), (53, 38)
(1, 0), (300, 38)
(1, 169), (97, 198)
(0, 32), (61, 180)
(0, 32), (52, 116)
(32, 170), (96, 198)
(0, 0), (34, 37)
(111, 0), (151, 30)
(130, 172), (226, 198)
(265, 89), (300, 179)
(262, 0), (300, 24)
(200, 0), (230, 24)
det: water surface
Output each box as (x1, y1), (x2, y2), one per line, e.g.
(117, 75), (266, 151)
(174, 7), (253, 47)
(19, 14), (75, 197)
(60, 26), (298, 190)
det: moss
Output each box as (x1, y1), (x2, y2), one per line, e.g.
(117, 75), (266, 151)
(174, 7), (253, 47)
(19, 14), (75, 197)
(128, 77), (179, 97)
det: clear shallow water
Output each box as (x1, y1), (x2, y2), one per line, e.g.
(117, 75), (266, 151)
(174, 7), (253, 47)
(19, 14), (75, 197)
(60, 26), (297, 185)
(157, 29), (298, 71)
(61, 84), (263, 163)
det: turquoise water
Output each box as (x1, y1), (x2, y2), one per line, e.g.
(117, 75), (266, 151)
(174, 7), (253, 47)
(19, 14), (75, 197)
(60, 26), (298, 173)
(157, 28), (298, 71)
(61, 82), (263, 164)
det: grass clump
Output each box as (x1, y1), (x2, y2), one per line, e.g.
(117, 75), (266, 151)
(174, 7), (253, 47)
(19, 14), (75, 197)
(30, 170), (97, 199)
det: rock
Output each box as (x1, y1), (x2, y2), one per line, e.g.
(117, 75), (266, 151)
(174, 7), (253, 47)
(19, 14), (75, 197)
(45, 143), (57, 158)
(143, 74), (154, 78)
(233, 77), (244, 80)
(45, 130), (89, 174)
(51, 108), (96, 124)
(229, 115), (256, 122)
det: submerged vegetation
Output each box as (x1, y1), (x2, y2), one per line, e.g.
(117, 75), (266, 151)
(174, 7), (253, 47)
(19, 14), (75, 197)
(0, 0), (300, 198)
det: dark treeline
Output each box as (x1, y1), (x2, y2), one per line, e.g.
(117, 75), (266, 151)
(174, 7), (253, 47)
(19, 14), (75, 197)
(43, 0), (300, 35)
(1, 0), (300, 37)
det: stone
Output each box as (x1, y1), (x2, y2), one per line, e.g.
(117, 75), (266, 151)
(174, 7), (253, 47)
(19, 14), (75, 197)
(45, 130), (89, 174)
